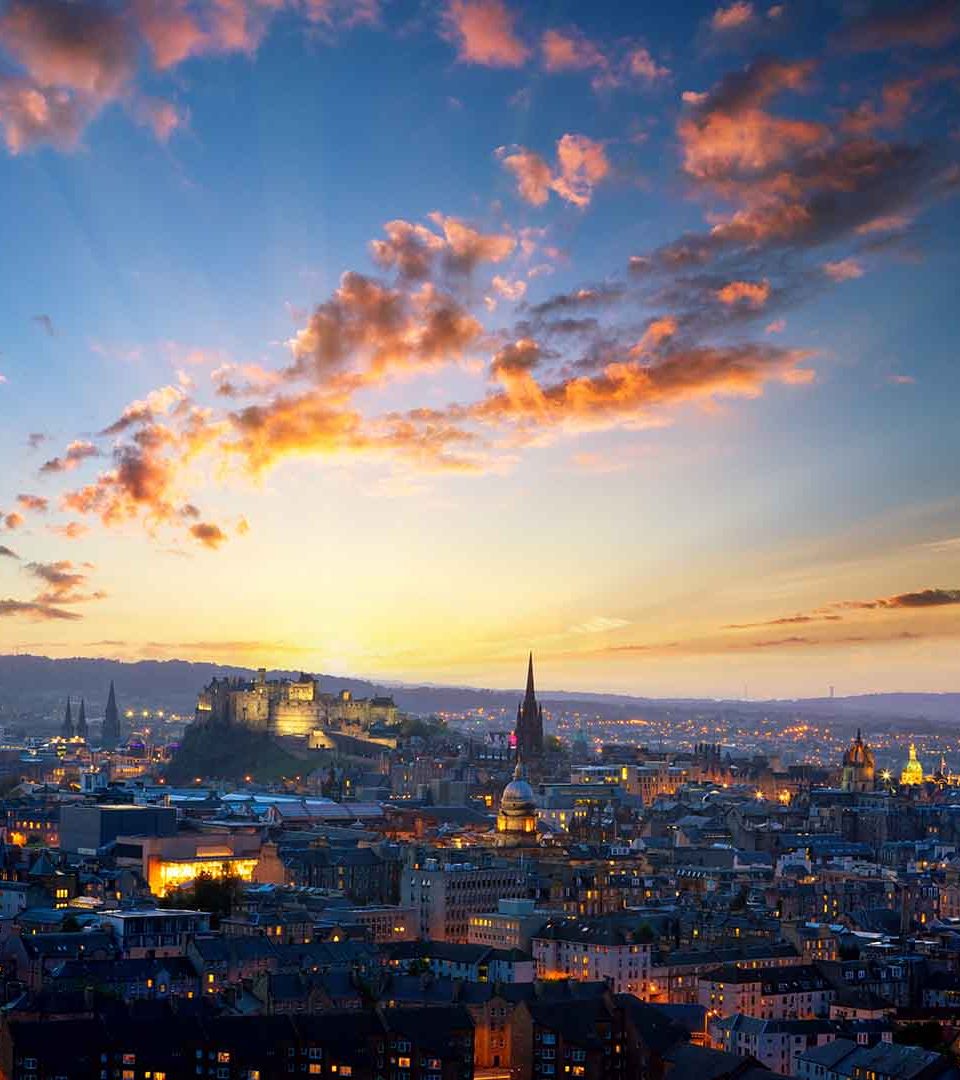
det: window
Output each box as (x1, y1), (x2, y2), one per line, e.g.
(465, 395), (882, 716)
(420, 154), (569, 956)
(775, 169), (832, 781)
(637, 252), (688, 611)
(398, 1058), (412, 1068)
(218, 1053), (231, 1064)
(340, 1069), (352, 1078)
(309, 1067), (322, 1076)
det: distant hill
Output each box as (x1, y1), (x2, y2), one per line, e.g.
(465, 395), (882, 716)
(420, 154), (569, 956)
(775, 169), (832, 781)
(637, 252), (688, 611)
(0, 653), (957, 730)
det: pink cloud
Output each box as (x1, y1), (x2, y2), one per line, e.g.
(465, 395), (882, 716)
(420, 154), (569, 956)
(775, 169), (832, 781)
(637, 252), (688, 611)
(440, 0), (529, 68)
(823, 258), (865, 281)
(540, 27), (604, 73)
(499, 134), (611, 208)
(711, 1), (754, 31)
(132, 96), (187, 142)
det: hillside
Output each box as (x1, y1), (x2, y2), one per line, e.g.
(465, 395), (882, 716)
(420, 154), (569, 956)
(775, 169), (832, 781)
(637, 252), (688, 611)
(0, 654), (958, 729)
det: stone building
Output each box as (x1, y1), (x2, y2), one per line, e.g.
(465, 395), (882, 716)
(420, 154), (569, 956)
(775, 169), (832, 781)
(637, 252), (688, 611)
(195, 668), (398, 738)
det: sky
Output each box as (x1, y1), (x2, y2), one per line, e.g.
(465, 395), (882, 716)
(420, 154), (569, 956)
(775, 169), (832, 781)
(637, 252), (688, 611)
(0, 0), (958, 699)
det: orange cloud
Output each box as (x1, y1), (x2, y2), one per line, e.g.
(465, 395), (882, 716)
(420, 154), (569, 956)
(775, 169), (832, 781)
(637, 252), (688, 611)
(190, 521), (227, 549)
(225, 388), (479, 474)
(16, 493), (48, 513)
(287, 272), (483, 386)
(49, 521), (90, 539)
(471, 343), (814, 436)
(678, 58), (823, 186)
(371, 215), (514, 280)
(440, 0), (528, 68)
(631, 317), (678, 356)
(3, 512), (24, 530)
(715, 279), (771, 307)
(40, 439), (99, 474)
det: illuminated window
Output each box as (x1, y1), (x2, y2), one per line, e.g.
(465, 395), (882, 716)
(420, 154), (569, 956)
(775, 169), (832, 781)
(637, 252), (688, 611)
(218, 1052), (230, 1063)
(398, 1058), (411, 1068)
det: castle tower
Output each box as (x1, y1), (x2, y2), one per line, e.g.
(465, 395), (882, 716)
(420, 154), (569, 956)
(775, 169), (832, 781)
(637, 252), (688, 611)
(76, 699), (87, 741)
(61, 699), (73, 739)
(515, 653), (544, 763)
(101, 681), (121, 749)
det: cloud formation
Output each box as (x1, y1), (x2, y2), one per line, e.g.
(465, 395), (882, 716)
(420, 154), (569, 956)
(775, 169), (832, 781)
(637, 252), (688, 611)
(25, 558), (105, 605)
(540, 27), (669, 90)
(0, 598), (81, 620)
(40, 439), (99, 474)
(498, 134), (611, 207)
(439, 0), (528, 68)
(0, 0), (380, 153)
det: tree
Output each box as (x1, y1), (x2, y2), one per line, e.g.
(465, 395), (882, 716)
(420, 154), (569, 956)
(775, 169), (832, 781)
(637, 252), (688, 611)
(160, 869), (243, 927)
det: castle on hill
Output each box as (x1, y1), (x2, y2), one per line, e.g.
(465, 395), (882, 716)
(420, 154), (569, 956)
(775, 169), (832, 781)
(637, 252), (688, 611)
(195, 668), (398, 739)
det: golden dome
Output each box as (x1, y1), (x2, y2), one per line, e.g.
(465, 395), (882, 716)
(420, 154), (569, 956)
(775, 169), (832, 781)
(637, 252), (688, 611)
(900, 743), (924, 786)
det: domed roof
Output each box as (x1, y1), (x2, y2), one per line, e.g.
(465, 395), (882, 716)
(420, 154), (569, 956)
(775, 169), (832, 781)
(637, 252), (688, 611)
(500, 760), (536, 814)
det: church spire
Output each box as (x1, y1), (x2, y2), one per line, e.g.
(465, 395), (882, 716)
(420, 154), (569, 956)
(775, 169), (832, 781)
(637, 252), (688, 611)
(76, 699), (87, 741)
(61, 698), (73, 739)
(515, 653), (543, 765)
(102, 680), (120, 749)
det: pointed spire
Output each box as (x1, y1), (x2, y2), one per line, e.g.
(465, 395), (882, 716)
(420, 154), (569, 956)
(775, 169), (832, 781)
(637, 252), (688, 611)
(102, 680), (120, 748)
(76, 699), (87, 740)
(516, 653), (543, 763)
(62, 698), (73, 739)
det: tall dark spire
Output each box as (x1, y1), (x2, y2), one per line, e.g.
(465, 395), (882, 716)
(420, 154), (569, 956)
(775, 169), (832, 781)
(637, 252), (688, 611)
(61, 698), (73, 739)
(76, 699), (87, 741)
(102, 681), (120, 749)
(515, 653), (543, 764)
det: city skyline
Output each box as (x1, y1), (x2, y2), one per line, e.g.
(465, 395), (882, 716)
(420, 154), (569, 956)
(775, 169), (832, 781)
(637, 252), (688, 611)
(1, 0), (959, 697)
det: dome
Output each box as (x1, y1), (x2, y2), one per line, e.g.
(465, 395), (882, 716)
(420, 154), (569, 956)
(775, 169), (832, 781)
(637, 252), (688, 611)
(496, 760), (538, 846)
(500, 761), (536, 813)
(900, 743), (924, 786)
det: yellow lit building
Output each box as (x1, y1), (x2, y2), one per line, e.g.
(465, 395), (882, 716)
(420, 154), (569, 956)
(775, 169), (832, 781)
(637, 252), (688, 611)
(114, 830), (262, 897)
(900, 744), (925, 787)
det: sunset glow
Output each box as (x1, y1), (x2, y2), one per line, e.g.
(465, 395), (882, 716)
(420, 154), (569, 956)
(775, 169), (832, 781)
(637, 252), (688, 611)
(1, 0), (958, 696)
